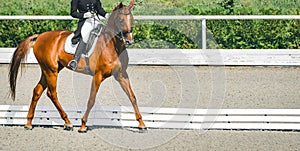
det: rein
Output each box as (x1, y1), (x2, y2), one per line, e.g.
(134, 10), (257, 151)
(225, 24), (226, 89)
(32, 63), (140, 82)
(94, 14), (131, 42)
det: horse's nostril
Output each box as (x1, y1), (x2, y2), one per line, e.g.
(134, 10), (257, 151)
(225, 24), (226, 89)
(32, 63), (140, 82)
(125, 39), (134, 45)
(126, 41), (131, 45)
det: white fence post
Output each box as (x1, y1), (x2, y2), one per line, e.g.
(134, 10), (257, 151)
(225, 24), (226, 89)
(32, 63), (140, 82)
(202, 19), (207, 50)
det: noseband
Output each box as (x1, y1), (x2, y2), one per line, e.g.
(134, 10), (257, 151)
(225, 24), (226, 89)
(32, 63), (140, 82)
(122, 30), (133, 35)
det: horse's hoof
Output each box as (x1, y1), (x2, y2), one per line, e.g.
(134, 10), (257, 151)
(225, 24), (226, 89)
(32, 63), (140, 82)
(63, 125), (73, 131)
(138, 127), (148, 133)
(78, 127), (88, 133)
(24, 125), (33, 130)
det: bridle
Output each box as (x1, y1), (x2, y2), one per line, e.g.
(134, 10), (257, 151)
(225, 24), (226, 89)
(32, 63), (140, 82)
(115, 8), (133, 44)
(93, 6), (133, 44)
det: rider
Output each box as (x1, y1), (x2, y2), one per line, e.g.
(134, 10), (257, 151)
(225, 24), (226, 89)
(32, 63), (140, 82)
(68, 0), (110, 70)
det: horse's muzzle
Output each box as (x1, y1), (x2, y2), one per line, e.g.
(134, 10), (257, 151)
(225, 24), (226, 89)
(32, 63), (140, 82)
(125, 39), (134, 45)
(122, 30), (134, 45)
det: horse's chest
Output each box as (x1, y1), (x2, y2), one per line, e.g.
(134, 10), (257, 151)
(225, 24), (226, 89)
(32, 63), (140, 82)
(98, 49), (126, 76)
(99, 56), (121, 73)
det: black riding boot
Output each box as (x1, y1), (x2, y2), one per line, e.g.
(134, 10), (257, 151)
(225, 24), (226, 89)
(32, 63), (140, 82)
(68, 41), (87, 70)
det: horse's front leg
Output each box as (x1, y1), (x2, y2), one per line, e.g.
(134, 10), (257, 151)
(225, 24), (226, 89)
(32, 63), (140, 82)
(79, 73), (104, 133)
(114, 71), (146, 129)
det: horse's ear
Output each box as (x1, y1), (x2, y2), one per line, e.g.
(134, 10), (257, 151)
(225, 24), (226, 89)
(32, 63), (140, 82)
(119, 2), (123, 8)
(129, 0), (134, 9)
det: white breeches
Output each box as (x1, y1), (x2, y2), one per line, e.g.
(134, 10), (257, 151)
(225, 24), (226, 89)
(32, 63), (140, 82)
(81, 17), (103, 43)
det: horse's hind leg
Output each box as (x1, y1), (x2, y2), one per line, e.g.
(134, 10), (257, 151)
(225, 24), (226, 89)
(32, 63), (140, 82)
(25, 73), (47, 130)
(44, 70), (73, 130)
(114, 71), (146, 129)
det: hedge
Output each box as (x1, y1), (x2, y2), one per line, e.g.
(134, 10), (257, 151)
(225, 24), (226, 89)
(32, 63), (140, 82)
(0, 0), (299, 49)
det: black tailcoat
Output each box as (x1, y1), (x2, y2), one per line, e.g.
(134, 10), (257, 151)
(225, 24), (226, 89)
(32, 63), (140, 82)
(70, 0), (107, 44)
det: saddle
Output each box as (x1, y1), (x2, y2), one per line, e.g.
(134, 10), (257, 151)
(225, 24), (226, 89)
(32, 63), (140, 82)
(64, 24), (104, 75)
(64, 24), (103, 57)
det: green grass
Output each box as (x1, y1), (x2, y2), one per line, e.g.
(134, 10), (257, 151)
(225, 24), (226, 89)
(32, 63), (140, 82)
(0, 0), (123, 15)
(0, 0), (299, 15)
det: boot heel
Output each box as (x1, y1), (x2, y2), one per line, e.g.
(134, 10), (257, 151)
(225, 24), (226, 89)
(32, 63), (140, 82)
(68, 60), (78, 70)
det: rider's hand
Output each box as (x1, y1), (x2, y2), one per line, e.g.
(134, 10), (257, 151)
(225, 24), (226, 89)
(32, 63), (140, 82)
(83, 12), (93, 18)
(105, 13), (110, 20)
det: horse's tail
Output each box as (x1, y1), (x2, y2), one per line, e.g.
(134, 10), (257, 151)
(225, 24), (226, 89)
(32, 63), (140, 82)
(9, 34), (39, 100)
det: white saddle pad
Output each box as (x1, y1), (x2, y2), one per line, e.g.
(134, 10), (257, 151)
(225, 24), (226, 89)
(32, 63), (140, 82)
(64, 33), (98, 58)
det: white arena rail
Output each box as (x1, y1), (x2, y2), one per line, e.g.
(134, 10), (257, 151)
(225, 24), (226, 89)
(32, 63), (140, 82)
(1, 15), (300, 20)
(0, 105), (299, 130)
(0, 48), (300, 66)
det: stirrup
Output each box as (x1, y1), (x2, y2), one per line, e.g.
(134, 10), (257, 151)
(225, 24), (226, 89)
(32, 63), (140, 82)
(68, 60), (78, 70)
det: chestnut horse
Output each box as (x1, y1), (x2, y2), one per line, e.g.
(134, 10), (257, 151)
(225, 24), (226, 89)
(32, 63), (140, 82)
(8, 0), (146, 132)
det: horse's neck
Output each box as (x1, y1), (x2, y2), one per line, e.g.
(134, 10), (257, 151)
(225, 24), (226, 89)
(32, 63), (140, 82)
(105, 17), (117, 36)
(102, 24), (125, 55)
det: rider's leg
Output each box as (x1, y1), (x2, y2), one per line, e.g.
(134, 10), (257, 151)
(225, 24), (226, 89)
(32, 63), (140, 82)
(71, 35), (80, 45)
(68, 40), (87, 70)
(71, 20), (85, 45)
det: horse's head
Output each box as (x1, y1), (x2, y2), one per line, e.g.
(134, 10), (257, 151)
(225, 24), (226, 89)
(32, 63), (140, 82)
(109, 0), (135, 45)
